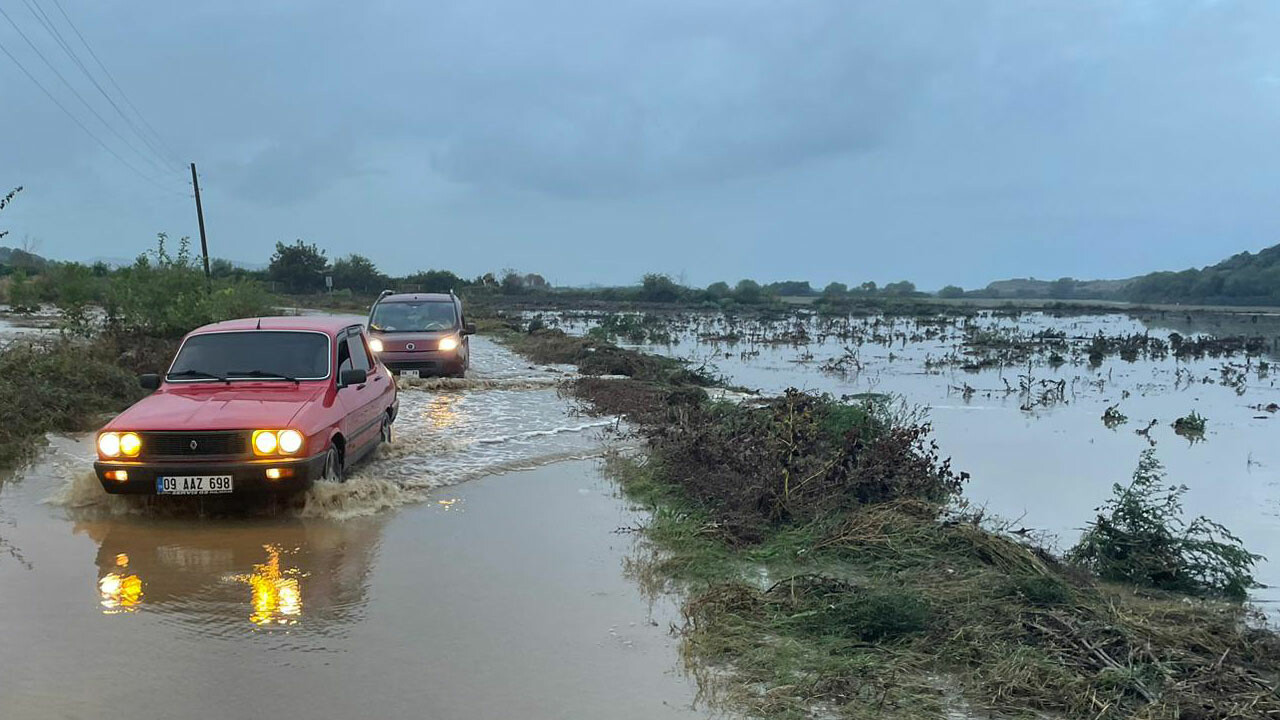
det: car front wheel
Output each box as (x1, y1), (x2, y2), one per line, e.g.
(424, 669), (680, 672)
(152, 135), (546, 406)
(320, 446), (344, 483)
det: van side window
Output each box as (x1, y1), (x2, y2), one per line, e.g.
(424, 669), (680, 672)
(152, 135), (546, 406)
(347, 334), (372, 372)
(337, 335), (353, 374)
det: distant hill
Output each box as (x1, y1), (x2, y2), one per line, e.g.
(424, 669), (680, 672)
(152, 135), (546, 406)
(0, 246), (48, 269)
(975, 277), (1131, 301)
(1125, 245), (1280, 305)
(969, 243), (1280, 306)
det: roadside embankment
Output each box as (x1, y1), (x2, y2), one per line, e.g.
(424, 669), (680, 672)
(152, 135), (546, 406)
(488, 319), (1280, 720)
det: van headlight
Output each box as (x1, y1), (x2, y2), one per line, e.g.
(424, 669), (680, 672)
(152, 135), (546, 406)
(438, 336), (459, 352)
(368, 338), (383, 353)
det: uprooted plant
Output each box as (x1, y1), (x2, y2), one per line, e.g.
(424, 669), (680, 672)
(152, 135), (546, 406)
(1068, 449), (1260, 599)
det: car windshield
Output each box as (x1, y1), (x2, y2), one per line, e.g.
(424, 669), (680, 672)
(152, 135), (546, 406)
(169, 331), (330, 381)
(369, 301), (457, 332)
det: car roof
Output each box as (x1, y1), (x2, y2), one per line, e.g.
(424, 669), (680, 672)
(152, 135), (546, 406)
(377, 292), (456, 304)
(188, 315), (363, 336)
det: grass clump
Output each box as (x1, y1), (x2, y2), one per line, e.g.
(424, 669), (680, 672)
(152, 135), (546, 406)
(1068, 449), (1260, 599)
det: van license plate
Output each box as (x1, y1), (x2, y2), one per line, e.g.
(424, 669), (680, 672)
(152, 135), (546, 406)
(401, 369), (420, 379)
(157, 476), (233, 494)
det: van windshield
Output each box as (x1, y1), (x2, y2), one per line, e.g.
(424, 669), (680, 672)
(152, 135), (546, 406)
(168, 331), (330, 381)
(369, 301), (457, 332)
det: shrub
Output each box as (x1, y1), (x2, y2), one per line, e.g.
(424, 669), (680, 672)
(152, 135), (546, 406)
(647, 389), (966, 542)
(1068, 450), (1260, 598)
(0, 338), (142, 469)
(1172, 411), (1207, 435)
(105, 235), (273, 339)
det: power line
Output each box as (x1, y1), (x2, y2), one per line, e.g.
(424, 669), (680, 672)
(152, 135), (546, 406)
(18, 0), (183, 174)
(0, 3), (177, 179)
(47, 0), (184, 169)
(23, 0), (184, 173)
(0, 35), (186, 197)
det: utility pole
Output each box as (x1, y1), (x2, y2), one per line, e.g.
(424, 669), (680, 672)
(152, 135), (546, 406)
(190, 162), (211, 290)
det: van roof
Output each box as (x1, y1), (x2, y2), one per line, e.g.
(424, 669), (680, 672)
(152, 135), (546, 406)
(378, 293), (455, 303)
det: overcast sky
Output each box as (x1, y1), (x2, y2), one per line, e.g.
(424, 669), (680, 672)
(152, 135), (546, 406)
(2, 0), (1279, 289)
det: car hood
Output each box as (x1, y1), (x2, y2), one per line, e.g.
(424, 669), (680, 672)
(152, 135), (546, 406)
(105, 382), (330, 432)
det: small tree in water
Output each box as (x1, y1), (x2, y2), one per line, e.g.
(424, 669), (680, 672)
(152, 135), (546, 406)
(1068, 449), (1260, 599)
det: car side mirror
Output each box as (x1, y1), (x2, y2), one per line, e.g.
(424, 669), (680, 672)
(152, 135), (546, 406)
(339, 368), (367, 387)
(463, 322), (477, 335)
(139, 373), (161, 391)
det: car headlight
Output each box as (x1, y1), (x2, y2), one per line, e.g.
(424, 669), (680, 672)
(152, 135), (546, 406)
(438, 336), (459, 352)
(253, 430), (304, 456)
(98, 432), (121, 458)
(252, 430), (279, 455)
(119, 432), (142, 457)
(278, 429), (304, 455)
(368, 338), (383, 353)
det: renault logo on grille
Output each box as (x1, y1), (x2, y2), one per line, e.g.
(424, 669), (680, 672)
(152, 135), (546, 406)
(405, 342), (416, 351)
(189, 440), (199, 450)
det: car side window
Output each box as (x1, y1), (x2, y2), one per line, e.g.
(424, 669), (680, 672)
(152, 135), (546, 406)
(347, 334), (372, 372)
(337, 334), (353, 374)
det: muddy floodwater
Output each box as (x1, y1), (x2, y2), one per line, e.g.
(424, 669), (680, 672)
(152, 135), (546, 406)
(0, 338), (701, 719)
(544, 308), (1280, 610)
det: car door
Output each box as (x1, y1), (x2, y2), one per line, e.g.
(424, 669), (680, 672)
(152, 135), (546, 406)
(338, 329), (382, 455)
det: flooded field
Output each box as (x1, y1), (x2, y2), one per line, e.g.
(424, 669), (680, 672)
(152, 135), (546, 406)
(540, 308), (1280, 609)
(0, 337), (700, 719)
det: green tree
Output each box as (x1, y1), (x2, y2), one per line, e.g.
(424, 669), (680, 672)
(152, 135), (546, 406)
(883, 280), (917, 296)
(404, 269), (466, 293)
(859, 281), (878, 293)
(331, 254), (387, 294)
(823, 282), (848, 297)
(705, 281), (731, 299)
(209, 258), (236, 278)
(268, 240), (328, 293)
(640, 273), (681, 302)
(733, 279), (764, 303)
(937, 285), (965, 298)
(766, 280), (814, 296)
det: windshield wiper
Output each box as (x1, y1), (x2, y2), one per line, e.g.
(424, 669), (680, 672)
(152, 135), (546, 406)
(227, 369), (300, 384)
(166, 369), (228, 383)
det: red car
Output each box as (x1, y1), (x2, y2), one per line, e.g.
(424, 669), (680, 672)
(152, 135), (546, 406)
(93, 316), (397, 495)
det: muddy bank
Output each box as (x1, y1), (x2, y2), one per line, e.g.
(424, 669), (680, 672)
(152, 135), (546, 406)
(0, 458), (702, 720)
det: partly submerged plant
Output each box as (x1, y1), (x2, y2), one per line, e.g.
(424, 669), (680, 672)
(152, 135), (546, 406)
(1068, 449), (1260, 599)
(1172, 410), (1207, 436)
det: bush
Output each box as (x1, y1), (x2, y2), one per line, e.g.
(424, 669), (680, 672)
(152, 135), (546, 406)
(1068, 450), (1260, 598)
(639, 273), (682, 302)
(0, 338), (142, 469)
(647, 389), (966, 542)
(106, 235), (273, 339)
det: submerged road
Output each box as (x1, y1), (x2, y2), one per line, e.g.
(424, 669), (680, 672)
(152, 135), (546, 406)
(0, 338), (706, 719)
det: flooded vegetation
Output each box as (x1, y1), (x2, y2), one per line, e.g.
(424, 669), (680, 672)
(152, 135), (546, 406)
(4, 297), (1280, 719)
(485, 304), (1280, 719)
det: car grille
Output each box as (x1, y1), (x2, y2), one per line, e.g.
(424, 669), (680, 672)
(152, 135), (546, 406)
(139, 431), (250, 459)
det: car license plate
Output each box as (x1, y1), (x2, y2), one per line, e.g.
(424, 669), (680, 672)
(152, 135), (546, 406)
(401, 369), (420, 379)
(156, 475), (233, 495)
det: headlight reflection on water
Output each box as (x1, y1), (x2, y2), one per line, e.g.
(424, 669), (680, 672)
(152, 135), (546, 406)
(99, 553), (143, 613)
(234, 545), (304, 627)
